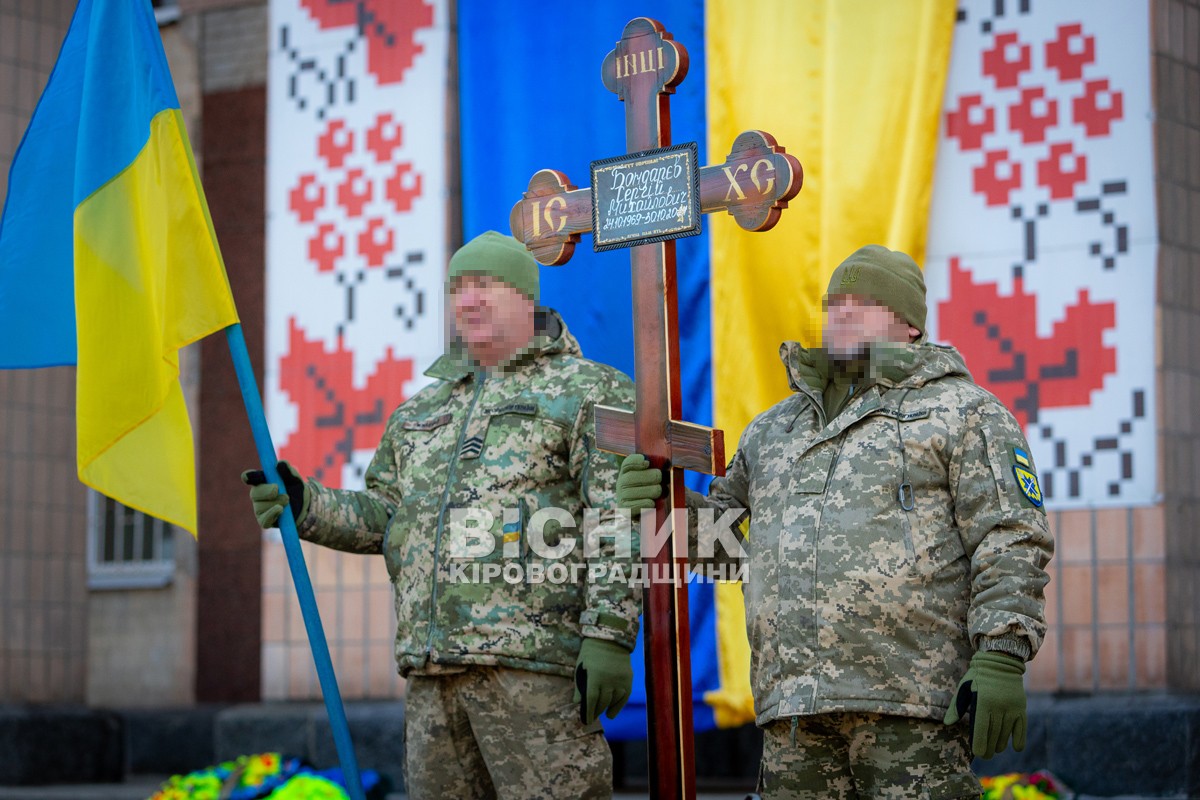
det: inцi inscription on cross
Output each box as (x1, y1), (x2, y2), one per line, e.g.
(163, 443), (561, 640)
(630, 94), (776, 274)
(508, 18), (802, 800)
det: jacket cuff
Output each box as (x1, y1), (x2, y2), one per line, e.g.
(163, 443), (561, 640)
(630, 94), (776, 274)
(978, 635), (1032, 661)
(580, 610), (637, 651)
(295, 478), (326, 538)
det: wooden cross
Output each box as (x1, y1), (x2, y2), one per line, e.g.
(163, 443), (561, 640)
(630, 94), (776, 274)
(508, 18), (801, 800)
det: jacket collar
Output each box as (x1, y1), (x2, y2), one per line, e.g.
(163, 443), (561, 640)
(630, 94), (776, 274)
(779, 339), (973, 395)
(425, 307), (579, 382)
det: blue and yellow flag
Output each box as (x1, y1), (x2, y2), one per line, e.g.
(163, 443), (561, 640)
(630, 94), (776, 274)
(0, 0), (239, 534)
(459, 0), (952, 735)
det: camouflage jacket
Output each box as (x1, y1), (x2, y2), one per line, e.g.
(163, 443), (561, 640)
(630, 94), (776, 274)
(298, 309), (639, 678)
(690, 341), (1053, 724)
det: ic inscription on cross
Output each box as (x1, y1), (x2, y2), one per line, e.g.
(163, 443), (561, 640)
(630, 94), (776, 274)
(509, 18), (802, 800)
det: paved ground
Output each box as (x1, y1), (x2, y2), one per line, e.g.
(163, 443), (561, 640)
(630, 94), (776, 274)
(0, 779), (1182, 800)
(0, 784), (759, 800)
(0, 781), (760, 800)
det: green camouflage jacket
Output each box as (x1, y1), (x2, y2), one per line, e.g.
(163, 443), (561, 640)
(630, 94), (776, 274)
(298, 309), (639, 678)
(689, 341), (1053, 724)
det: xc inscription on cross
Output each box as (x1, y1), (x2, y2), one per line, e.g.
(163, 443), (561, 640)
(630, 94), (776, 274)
(508, 18), (802, 800)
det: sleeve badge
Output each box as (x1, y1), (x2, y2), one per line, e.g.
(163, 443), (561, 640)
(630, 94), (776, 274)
(1012, 464), (1044, 508)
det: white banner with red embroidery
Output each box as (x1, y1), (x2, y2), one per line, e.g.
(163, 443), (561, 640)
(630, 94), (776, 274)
(265, 0), (447, 490)
(925, 0), (1156, 508)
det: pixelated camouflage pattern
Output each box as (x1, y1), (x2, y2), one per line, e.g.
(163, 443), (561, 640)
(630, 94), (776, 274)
(299, 309), (639, 678)
(759, 712), (980, 799)
(404, 667), (610, 800)
(687, 341), (1053, 725)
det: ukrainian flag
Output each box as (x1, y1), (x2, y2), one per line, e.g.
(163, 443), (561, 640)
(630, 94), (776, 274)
(459, 0), (953, 735)
(0, 0), (239, 534)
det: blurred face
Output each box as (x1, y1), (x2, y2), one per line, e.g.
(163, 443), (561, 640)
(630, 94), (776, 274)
(450, 274), (535, 368)
(823, 294), (919, 359)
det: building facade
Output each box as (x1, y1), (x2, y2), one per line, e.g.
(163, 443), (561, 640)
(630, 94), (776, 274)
(0, 0), (1197, 738)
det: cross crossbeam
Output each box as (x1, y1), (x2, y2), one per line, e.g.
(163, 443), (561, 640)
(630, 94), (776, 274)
(510, 130), (802, 267)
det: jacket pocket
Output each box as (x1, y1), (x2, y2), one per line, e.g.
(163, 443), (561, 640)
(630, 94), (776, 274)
(483, 399), (540, 447)
(500, 497), (529, 563)
(382, 514), (404, 581)
(789, 447), (835, 494)
(980, 426), (1019, 515)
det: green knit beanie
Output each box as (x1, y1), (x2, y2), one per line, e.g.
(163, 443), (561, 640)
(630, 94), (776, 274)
(448, 230), (539, 302)
(826, 245), (927, 333)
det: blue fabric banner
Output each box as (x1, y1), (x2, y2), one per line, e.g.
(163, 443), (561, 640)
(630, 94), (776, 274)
(458, 0), (717, 739)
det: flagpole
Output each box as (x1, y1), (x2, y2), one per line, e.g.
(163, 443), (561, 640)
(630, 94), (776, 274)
(223, 322), (366, 800)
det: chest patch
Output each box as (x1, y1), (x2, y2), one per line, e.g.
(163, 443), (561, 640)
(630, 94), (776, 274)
(876, 407), (930, 422)
(459, 435), (485, 459)
(401, 413), (452, 432)
(484, 402), (537, 417)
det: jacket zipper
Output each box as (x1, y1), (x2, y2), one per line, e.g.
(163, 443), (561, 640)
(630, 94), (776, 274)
(579, 433), (593, 504)
(809, 429), (849, 705)
(426, 373), (487, 658)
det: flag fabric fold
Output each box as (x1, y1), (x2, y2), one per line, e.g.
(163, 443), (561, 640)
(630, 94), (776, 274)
(0, 0), (239, 534)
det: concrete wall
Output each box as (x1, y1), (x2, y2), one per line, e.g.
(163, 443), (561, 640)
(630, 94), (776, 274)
(1154, 0), (1200, 692)
(85, 568), (198, 707)
(1028, 508), (1168, 691)
(193, 0), (269, 703)
(0, 0), (89, 707)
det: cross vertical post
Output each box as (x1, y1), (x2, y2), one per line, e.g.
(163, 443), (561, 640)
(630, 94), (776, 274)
(508, 17), (802, 799)
(599, 18), (697, 800)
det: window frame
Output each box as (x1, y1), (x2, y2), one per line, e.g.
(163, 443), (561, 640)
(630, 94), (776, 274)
(86, 491), (177, 590)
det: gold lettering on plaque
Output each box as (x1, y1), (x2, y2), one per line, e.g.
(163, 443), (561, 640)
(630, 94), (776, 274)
(722, 164), (748, 202)
(750, 158), (776, 194)
(545, 196), (567, 233)
(530, 199), (543, 237)
(529, 197), (568, 238)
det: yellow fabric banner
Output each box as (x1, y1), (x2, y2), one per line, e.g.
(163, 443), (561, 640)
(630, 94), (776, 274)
(74, 109), (239, 535)
(703, 0), (955, 727)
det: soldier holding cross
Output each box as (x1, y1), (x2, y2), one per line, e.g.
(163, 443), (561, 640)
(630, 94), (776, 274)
(243, 231), (639, 799)
(617, 245), (1054, 799)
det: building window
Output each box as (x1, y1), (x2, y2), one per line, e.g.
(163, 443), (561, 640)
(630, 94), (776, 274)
(152, 0), (181, 26)
(87, 492), (176, 590)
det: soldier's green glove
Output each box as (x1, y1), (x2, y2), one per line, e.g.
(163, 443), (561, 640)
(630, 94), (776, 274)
(573, 637), (633, 725)
(943, 650), (1027, 759)
(616, 454), (663, 511)
(240, 461), (309, 529)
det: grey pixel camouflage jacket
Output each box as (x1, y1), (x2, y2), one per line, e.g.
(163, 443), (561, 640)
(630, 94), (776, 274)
(297, 309), (639, 678)
(688, 341), (1053, 725)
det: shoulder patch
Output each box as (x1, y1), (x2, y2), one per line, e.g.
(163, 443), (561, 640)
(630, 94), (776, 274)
(1013, 446), (1032, 468)
(1012, 464), (1043, 508)
(401, 413), (453, 432)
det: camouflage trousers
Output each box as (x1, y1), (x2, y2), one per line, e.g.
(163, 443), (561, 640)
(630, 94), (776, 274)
(759, 713), (981, 800)
(404, 666), (612, 800)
